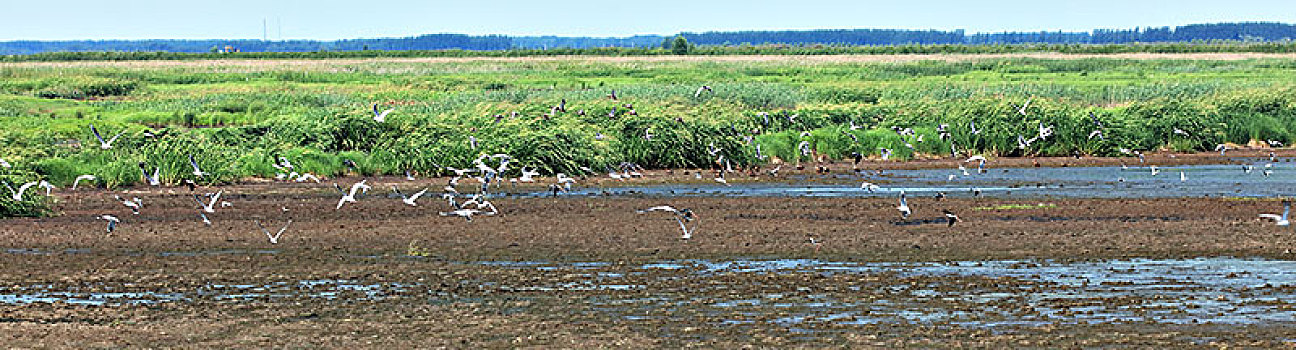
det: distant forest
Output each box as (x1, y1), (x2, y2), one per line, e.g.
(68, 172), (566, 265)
(3, 22), (1295, 55)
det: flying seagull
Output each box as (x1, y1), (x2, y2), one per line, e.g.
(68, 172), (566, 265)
(115, 195), (143, 214)
(372, 103), (394, 122)
(392, 186), (429, 207)
(1017, 96), (1033, 116)
(942, 209), (962, 227)
(335, 180), (371, 209)
(694, 85), (713, 97)
(860, 182), (880, 192)
(72, 174), (96, 190)
(255, 220), (293, 244)
(637, 206), (698, 240)
(193, 190), (223, 213)
(98, 215), (120, 234)
(90, 124), (126, 150)
(138, 162), (161, 186)
(188, 154), (209, 177)
(1259, 200), (1291, 226)
(5, 181), (38, 201)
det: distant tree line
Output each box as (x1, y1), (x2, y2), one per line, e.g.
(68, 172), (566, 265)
(3, 22), (1296, 55)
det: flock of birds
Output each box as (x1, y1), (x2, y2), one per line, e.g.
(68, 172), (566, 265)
(2, 91), (1294, 245)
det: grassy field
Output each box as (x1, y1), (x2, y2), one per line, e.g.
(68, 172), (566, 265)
(2, 53), (1296, 214)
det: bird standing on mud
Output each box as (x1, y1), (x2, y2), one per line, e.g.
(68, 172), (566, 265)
(896, 191), (911, 219)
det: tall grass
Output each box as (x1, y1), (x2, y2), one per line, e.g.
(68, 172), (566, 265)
(3, 56), (1296, 216)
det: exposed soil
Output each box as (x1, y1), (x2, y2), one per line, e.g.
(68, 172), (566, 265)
(3, 152), (1296, 347)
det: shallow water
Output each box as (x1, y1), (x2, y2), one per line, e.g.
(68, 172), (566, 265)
(526, 161), (1296, 199)
(6, 257), (1296, 329)
(484, 257), (1296, 328)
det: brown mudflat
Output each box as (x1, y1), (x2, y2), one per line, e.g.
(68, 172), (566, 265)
(2, 155), (1296, 348)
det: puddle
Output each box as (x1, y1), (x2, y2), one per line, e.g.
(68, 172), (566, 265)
(158, 249), (280, 257)
(515, 163), (1296, 199)
(482, 257), (1296, 329)
(0, 279), (407, 306)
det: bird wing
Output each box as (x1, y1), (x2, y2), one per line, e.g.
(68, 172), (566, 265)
(1284, 201), (1291, 220)
(189, 154), (203, 172)
(15, 181), (37, 199)
(391, 186), (406, 199)
(91, 124), (105, 143)
(276, 220), (292, 236)
(348, 182), (366, 197)
(1260, 214), (1284, 221)
(208, 190), (223, 208)
(410, 188), (429, 201)
(639, 206), (677, 214)
(255, 220), (271, 236)
(108, 130), (126, 144)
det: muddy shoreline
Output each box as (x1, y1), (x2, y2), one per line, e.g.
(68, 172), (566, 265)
(3, 153), (1296, 347)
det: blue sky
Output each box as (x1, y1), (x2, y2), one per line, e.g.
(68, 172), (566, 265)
(4, 0), (1296, 41)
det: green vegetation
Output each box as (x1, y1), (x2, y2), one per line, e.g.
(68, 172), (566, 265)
(3, 55), (1296, 216)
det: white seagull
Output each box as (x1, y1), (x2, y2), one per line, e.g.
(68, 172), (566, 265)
(90, 124), (126, 150)
(139, 162), (161, 186)
(98, 215), (121, 234)
(392, 186), (429, 207)
(335, 180), (371, 209)
(115, 195), (143, 214)
(636, 206), (698, 240)
(188, 154), (209, 177)
(1017, 97), (1032, 116)
(255, 220), (293, 244)
(372, 103), (394, 122)
(439, 208), (491, 222)
(896, 191), (911, 219)
(694, 85), (713, 97)
(5, 181), (38, 201)
(1259, 200), (1291, 226)
(72, 174), (97, 190)
(860, 182), (880, 192)
(37, 180), (54, 196)
(193, 190), (223, 213)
